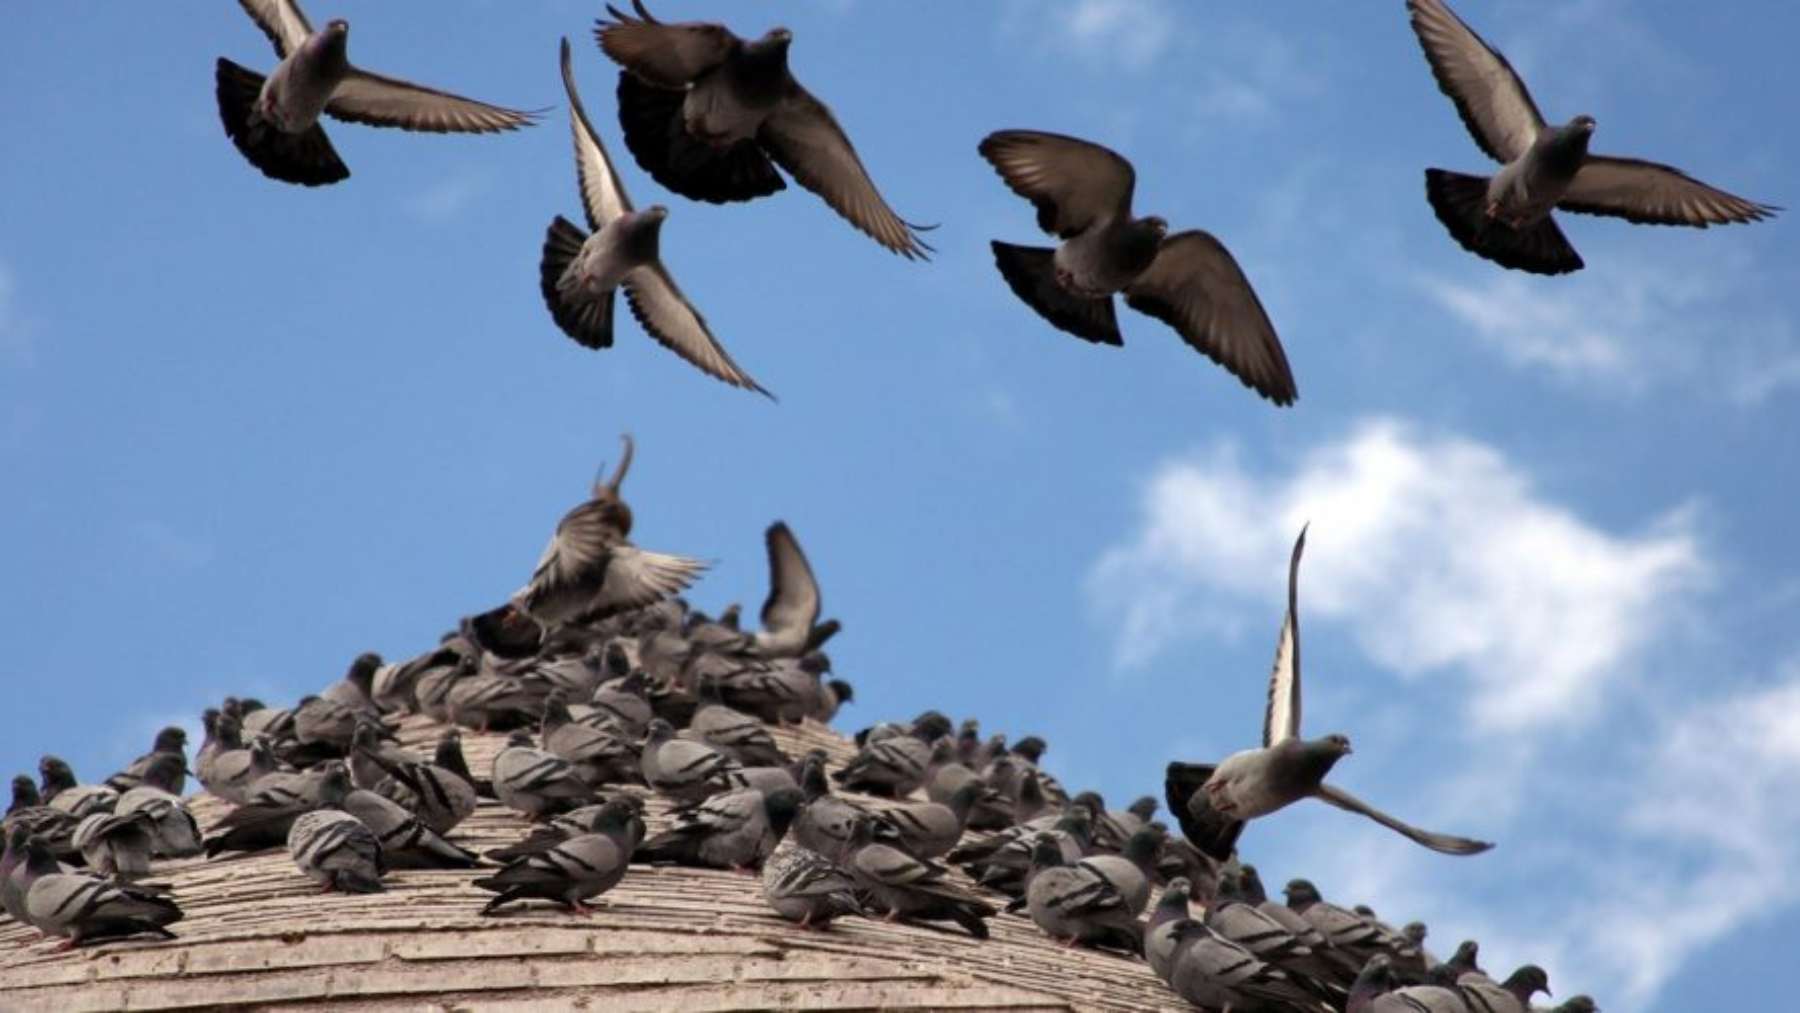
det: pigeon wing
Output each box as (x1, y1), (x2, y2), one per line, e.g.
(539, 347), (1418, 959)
(561, 37), (632, 230)
(1263, 525), (1306, 747)
(237, 0), (312, 58)
(1558, 156), (1778, 227)
(759, 522), (821, 640)
(1311, 784), (1493, 856)
(595, 0), (739, 88)
(1406, 0), (1545, 163)
(978, 130), (1135, 238)
(621, 264), (771, 396)
(327, 69), (537, 134)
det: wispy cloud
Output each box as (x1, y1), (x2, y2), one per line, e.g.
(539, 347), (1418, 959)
(1001, 0), (1176, 73)
(1089, 418), (1707, 730)
(405, 168), (491, 224)
(1418, 249), (1799, 405)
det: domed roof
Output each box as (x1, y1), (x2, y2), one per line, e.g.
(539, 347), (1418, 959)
(1, 716), (1184, 1011)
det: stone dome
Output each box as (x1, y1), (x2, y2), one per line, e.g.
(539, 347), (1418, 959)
(1, 715), (1184, 1011)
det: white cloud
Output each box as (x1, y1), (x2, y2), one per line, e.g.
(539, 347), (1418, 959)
(1090, 418), (1707, 730)
(1002, 0), (1175, 73)
(1419, 248), (1798, 405)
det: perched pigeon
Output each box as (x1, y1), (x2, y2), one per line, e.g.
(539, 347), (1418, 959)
(1147, 878), (1197, 982)
(882, 781), (980, 861)
(791, 755), (874, 863)
(1408, 0), (1776, 274)
(17, 835), (183, 948)
(199, 720), (281, 805)
(39, 757), (117, 819)
(1166, 527), (1493, 859)
(700, 654), (827, 725)
(1207, 890), (1347, 1003)
(115, 785), (204, 859)
(1022, 834), (1143, 955)
(492, 731), (597, 821)
(2, 823), (38, 925)
(543, 693), (642, 786)
(73, 810), (158, 880)
(5, 778), (81, 861)
(832, 723), (936, 799)
(340, 787), (480, 870)
(475, 799), (642, 915)
(215, 0), (536, 186)
(843, 817), (993, 938)
(106, 727), (189, 795)
(1284, 879), (1419, 973)
(203, 761), (348, 857)
(1348, 955), (1466, 1013)
(640, 718), (740, 803)
(1458, 965), (1552, 1013)
(761, 842), (865, 929)
(635, 786), (801, 871)
(320, 652), (383, 714)
(1164, 919), (1328, 1013)
(684, 683), (788, 767)
(511, 436), (708, 634)
(595, 1), (931, 258)
(980, 129), (1296, 405)
(292, 694), (364, 752)
(542, 38), (769, 396)
(483, 797), (647, 864)
(433, 728), (496, 800)
(288, 809), (385, 893)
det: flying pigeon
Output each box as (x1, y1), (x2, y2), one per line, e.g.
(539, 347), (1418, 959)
(760, 841), (865, 928)
(17, 835), (183, 948)
(287, 809), (385, 893)
(727, 522), (830, 659)
(511, 436), (708, 634)
(979, 129), (1297, 406)
(215, 0), (536, 186)
(1408, 0), (1776, 274)
(1165, 526), (1494, 858)
(595, 1), (932, 258)
(542, 38), (770, 396)
(634, 785), (801, 871)
(474, 799), (642, 915)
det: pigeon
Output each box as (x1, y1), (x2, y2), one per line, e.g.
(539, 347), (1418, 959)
(726, 521), (828, 659)
(699, 654), (827, 725)
(1429, 939), (1483, 987)
(5, 778), (82, 861)
(433, 728), (496, 800)
(1456, 965), (1552, 1013)
(809, 677), (854, 724)
(39, 757), (117, 819)
(640, 718), (740, 803)
(595, 1), (931, 258)
(1207, 890), (1348, 1002)
(445, 666), (555, 733)
(541, 693), (642, 787)
(843, 817), (993, 939)
(791, 755), (875, 863)
(882, 781), (980, 861)
(1022, 834), (1143, 955)
(320, 652), (383, 714)
(106, 727), (189, 795)
(17, 835), (183, 948)
(1408, 0), (1776, 275)
(1147, 877), (1198, 983)
(1283, 879), (1420, 973)
(492, 731), (598, 821)
(979, 129), (1296, 405)
(1220, 865), (1360, 985)
(340, 787), (481, 870)
(474, 799), (642, 915)
(511, 436), (708, 634)
(72, 810), (158, 880)
(684, 682), (788, 766)
(1163, 919), (1328, 1013)
(1166, 526), (1493, 859)
(525, 649), (608, 703)
(483, 797), (647, 864)
(587, 668), (656, 739)
(635, 786), (801, 871)
(203, 761), (349, 857)
(292, 694), (365, 752)
(2, 823), (38, 926)
(287, 809), (385, 893)
(1349, 955), (1469, 1013)
(114, 786), (204, 859)
(542, 38), (769, 396)
(215, 0), (536, 186)
(198, 719), (282, 805)
(832, 722), (936, 798)
(761, 841), (865, 928)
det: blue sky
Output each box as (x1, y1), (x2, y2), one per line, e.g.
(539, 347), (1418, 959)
(2, 2), (1797, 1008)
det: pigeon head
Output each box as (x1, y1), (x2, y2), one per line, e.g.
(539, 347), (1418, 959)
(347, 652), (383, 691)
(37, 756), (74, 794)
(826, 678), (855, 704)
(318, 762), (353, 804)
(1237, 864), (1268, 903)
(588, 433), (636, 534)
(1282, 877), (1322, 908)
(1570, 114), (1597, 135)
(1403, 921), (1428, 945)
(799, 651), (832, 675)
(798, 753), (830, 800)
(153, 726), (189, 753)
(1352, 955), (1399, 1001)
(1141, 215), (1169, 238)
(1127, 796), (1158, 821)
(1154, 878), (1192, 921)
(763, 787), (804, 836)
(910, 710), (953, 741)
(308, 19), (351, 67)
(1012, 735), (1047, 764)
(21, 834), (60, 874)
(216, 716), (244, 749)
(603, 641), (633, 678)
(141, 753), (187, 794)
(201, 709), (221, 738)
(747, 27), (794, 66)
(1545, 116), (1596, 164)
(643, 718), (676, 746)
(1353, 904), (1377, 918)
(947, 781), (984, 818)
(591, 798), (640, 835)
(1027, 832), (1064, 869)
(1070, 790), (1106, 815)
(541, 692), (575, 731)
(9, 775), (39, 810)
(1450, 939), (1481, 970)
(1502, 964), (1552, 1001)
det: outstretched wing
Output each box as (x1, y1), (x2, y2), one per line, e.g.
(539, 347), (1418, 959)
(760, 521), (822, 639)
(561, 37), (632, 231)
(978, 129), (1135, 238)
(237, 0), (312, 58)
(594, 0), (739, 89)
(1405, 0), (1545, 163)
(327, 70), (537, 134)
(1559, 156), (1778, 227)
(1312, 784), (1493, 856)
(1263, 525), (1306, 747)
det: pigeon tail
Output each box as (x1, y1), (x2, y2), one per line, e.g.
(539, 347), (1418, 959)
(1424, 168), (1583, 275)
(989, 241), (1123, 346)
(214, 58), (349, 187)
(330, 868), (386, 894)
(540, 216), (615, 349)
(614, 72), (785, 204)
(1164, 761), (1243, 861)
(947, 901), (992, 939)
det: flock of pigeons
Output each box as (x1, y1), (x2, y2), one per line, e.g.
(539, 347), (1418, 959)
(210, 0), (1771, 405)
(5, 0), (1775, 1008)
(5, 437), (1591, 1011)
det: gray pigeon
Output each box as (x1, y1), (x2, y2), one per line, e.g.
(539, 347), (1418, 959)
(882, 781), (979, 861)
(543, 693), (641, 786)
(1348, 955), (1466, 1013)
(727, 522), (826, 659)
(1164, 919), (1328, 1013)
(684, 683), (788, 766)
(359, 742), (478, 837)
(199, 719), (281, 805)
(702, 654), (826, 725)
(17, 835), (182, 947)
(2, 823), (39, 926)
(320, 652), (383, 714)
(492, 731), (597, 821)
(483, 796), (647, 864)
(292, 694), (363, 751)
(635, 786), (801, 871)
(843, 817), (993, 938)
(1458, 965), (1552, 1013)
(40, 757), (118, 819)
(1283, 879), (1419, 973)
(511, 436), (708, 634)
(791, 755), (874, 863)
(203, 760), (349, 857)
(106, 727), (189, 795)
(1409, 0), (1776, 274)
(639, 718), (740, 803)
(1207, 892), (1347, 1002)
(1226, 865), (1359, 984)
(445, 667), (552, 733)
(543, 38), (769, 396)
(287, 809), (385, 893)
(340, 787), (480, 870)
(1022, 834), (1142, 955)
(832, 726), (935, 799)
(1147, 878), (1197, 983)
(6, 778), (82, 861)
(1166, 527), (1493, 859)
(474, 799), (641, 915)
(761, 842), (865, 929)
(980, 129), (1296, 405)
(73, 810), (158, 880)
(115, 786), (204, 859)
(587, 667), (655, 738)
(216, 0), (536, 186)
(596, 1), (931, 258)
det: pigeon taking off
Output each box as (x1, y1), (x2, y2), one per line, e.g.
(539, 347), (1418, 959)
(979, 129), (1296, 406)
(1166, 526), (1493, 859)
(542, 38), (770, 396)
(1407, 0), (1776, 274)
(216, 0), (536, 186)
(595, 1), (931, 258)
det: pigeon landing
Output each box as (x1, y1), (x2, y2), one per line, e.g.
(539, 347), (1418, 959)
(1164, 527), (1493, 859)
(979, 129), (1297, 406)
(1408, 0), (1776, 275)
(215, 0), (537, 186)
(542, 39), (770, 397)
(595, 1), (932, 258)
